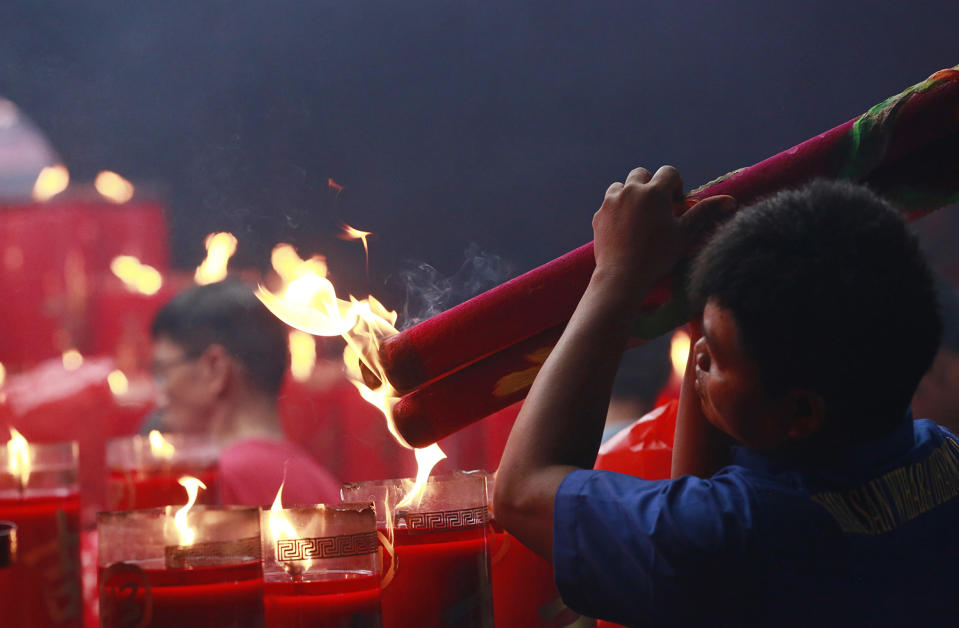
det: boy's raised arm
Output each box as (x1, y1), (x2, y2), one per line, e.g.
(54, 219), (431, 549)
(493, 165), (735, 560)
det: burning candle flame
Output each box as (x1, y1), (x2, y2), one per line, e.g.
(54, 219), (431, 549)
(7, 428), (30, 489)
(107, 370), (129, 396)
(149, 430), (176, 460)
(256, 241), (447, 505)
(670, 329), (691, 378)
(62, 349), (83, 371)
(95, 170), (135, 204)
(32, 164), (69, 202)
(175, 476), (206, 546)
(194, 232), (237, 285)
(269, 480), (312, 574)
(110, 255), (163, 295)
(289, 330), (316, 382)
(0, 362), (5, 388)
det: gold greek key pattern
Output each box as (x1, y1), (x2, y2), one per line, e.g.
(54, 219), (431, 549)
(399, 505), (490, 532)
(276, 531), (378, 561)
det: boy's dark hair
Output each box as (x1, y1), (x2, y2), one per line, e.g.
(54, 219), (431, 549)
(688, 179), (941, 440)
(152, 279), (290, 397)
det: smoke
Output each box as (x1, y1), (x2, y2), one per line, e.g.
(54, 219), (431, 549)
(391, 243), (513, 330)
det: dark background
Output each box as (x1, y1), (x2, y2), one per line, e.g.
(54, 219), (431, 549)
(2, 0), (957, 318)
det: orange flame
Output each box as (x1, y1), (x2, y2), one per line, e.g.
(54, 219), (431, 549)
(111, 255), (163, 295)
(107, 369), (129, 396)
(62, 349), (83, 371)
(0, 362), (5, 388)
(6, 428), (30, 488)
(95, 170), (135, 204)
(339, 223), (372, 274)
(256, 241), (446, 504)
(175, 476), (206, 546)
(194, 232), (237, 285)
(289, 330), (316, 382)
(395, 444), (447, 510)
(32, 164), (69, 202)
(670, 329), (691, 378)
(269, 480), (312, 573)
(149, 430), (176, 460)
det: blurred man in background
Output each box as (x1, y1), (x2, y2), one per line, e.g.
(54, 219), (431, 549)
(149, 279), (340, 505)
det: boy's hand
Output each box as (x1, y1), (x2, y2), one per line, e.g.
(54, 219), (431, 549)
(592, 165), (736, 297)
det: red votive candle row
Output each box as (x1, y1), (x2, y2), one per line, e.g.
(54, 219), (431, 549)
(93, 470), (500, 627)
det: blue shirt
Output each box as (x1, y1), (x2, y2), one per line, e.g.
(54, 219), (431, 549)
(554, 418), (959, 627)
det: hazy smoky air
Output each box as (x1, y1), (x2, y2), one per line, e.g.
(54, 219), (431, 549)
(2, 1), (958, 304)
(391, 244), (513, 329)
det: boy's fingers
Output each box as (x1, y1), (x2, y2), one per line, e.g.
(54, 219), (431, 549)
(679, 195), (738, 249)
(624, 167), (652, 185)
(649, 165), (684, 201)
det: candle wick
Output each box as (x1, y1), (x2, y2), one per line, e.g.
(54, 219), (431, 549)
(284, 561), (305, 582)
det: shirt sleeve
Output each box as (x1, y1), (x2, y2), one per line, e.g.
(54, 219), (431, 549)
(553, 469), (758, 627)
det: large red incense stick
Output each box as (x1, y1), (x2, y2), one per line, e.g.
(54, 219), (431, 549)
(387, 66), (959, 448)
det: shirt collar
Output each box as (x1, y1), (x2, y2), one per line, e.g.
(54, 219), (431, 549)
(730, 411), (917, 478)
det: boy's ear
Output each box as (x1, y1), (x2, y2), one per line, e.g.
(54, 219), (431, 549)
(200, 344), (232, 396)
(784, 389), (825, 440)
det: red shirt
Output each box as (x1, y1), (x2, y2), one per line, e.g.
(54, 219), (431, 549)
(218, 437), (341, 506)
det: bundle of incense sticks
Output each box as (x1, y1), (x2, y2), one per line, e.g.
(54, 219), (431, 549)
(384, 65), (959, 448)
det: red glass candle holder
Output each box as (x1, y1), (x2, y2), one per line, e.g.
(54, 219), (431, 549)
(260, 502), (382, 627)
(0, 438), (82, 627)
(97, 505), (264, 627)
(0, 521), (17, 621)
(342, 471), (493, 628)
(106, 433), (220, 510)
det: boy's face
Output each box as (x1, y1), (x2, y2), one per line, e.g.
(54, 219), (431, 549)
(693, 300), (794, 450)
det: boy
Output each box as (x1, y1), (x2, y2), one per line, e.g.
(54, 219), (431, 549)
(494, 166), (959, 626)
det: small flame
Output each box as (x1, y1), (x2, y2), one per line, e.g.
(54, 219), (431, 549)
(670, 329), (691, 378)
(289, 330), (316, 382)
(0, 362), (5, 388)
(107, 370), (129, 396)
(194, 232), (237, 285)
(256, 242), (447, 505)
(6, 428), (30, 489)
(339, 223), (372, 274)
(148, 430), (176, 460)
(395, 444), (447, 510)
(110, 255), (163, 295)
(95, 170), (135, 204)
(62, 349), (83, 371)
(174, 476), (206, 546)
(32, 164), (69, 202)
(269, 480), (312, 574)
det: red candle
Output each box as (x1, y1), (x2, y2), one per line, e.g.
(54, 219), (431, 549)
(342, 473), (493, 628)
(99, 559), (264, 627)
(0, 492), (82, 626)
(264, 573), (381, 627)
(107, 465), (219, 510)
(106, 433), (220, 510)
(99, 505), (264, 627)
(489, 521), (585, 627)
(0, 434), (82, 627)
(0, 521), (19, 623)
(382, 526), (492, 628)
